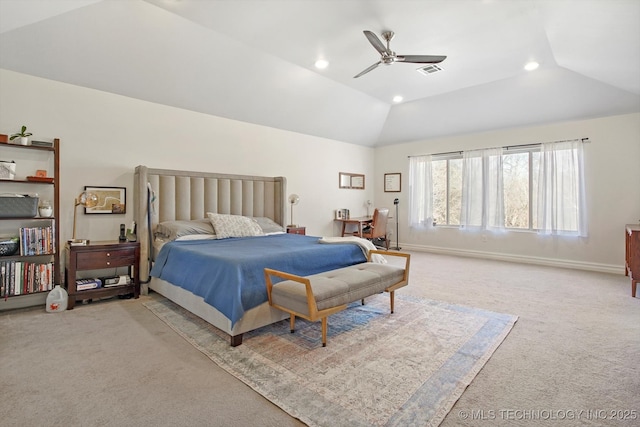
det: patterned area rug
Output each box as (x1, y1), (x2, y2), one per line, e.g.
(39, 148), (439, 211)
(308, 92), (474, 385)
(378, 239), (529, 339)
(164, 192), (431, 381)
(144, 294), (517, 427)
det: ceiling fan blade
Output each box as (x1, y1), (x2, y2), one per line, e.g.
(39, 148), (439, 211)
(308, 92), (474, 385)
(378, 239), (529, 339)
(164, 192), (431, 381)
(395, 55), (447, 64)
(353, 61), (381, 78)
(363, 30), (391, 56)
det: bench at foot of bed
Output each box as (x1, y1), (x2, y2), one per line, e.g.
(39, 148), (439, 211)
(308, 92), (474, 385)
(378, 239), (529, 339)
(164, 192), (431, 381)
(264, 250), (410, 347)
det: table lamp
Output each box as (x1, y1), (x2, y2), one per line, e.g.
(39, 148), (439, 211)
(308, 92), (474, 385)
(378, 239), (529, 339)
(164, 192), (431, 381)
(288, 194), (300, 227)
(71, 191), (98, 244)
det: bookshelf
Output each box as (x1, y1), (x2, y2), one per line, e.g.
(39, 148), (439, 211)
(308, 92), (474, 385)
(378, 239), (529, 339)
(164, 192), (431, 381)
(0, 139), (60, 310)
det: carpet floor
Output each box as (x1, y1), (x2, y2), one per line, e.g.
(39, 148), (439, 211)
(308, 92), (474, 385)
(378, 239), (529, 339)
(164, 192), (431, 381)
(144, 293), (517, 427)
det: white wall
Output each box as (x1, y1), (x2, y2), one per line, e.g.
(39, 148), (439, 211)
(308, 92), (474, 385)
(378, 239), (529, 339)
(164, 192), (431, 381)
(3, 69), (639, 273)
(0, 70), (374, 241)
(374, 113), (640, 272)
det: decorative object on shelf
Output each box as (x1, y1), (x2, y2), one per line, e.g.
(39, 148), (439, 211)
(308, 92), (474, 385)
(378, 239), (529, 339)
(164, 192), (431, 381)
(9, 125), (32, 146)
(366, 199), (372, 217)
(384, 173), (401, 192)
(288, 193), (300, 227)
(83, 186), (126, 214)
(27, 176), (54, 183)
(71, 191), (98, 243)
(0, 236), (19, 256)
(0, 160), (16, 179)
(0, 194), (39, 218)
(0, 134), (8, 144)
(39, 200), (53, 218)
(29, 140), (53, 148)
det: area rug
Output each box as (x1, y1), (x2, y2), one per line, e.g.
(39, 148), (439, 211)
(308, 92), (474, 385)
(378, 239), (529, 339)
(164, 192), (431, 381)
(144, 294), (517, 427)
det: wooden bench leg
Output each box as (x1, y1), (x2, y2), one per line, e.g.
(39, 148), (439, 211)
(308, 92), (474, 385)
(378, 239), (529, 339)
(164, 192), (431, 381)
(321, 317), (327, 347)
(290, 314), (296, 333)
(389, 291), (395, 313)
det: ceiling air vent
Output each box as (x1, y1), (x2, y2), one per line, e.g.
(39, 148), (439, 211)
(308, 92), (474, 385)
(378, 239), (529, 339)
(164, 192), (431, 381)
(417, 64), (442, 75)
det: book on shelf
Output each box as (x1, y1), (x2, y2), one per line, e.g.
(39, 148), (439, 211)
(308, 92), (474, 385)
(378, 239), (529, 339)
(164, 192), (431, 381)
(29, 140), (53, 147)
(76, 278), (102, 291)
(101, 275), (131, 287)
(0, 260), (54, 297)
(19, 225), (55, 256)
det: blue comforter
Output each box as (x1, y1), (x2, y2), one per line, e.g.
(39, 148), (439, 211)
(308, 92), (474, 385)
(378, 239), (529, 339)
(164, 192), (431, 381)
(150, 234), (366, 325)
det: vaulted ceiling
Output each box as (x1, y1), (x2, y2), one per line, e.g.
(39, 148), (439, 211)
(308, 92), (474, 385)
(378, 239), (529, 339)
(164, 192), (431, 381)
(1, 0), (639, 147)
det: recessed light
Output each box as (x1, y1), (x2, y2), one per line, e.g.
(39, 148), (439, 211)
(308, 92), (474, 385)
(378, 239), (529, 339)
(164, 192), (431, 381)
(393, 95), (403, 103)
(524, 61), (539, 71)
(315, 59), (329, 69)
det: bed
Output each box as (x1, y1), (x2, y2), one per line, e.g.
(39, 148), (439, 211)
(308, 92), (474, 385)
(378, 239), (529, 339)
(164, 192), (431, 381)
(133, 166), (367, 345)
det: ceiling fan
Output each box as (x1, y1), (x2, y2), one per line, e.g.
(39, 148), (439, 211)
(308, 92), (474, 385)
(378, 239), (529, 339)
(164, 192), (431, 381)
(354, 30), (446, 78)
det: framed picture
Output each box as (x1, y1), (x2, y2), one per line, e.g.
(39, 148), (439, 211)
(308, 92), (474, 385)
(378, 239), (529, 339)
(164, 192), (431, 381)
(84, 186), (126, 214)
(384, 173), (401, 192)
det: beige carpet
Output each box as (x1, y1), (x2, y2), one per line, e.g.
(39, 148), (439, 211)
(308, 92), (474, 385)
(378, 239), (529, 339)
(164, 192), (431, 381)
(144, 294), (517, 426)
(1, 250), (638, 427)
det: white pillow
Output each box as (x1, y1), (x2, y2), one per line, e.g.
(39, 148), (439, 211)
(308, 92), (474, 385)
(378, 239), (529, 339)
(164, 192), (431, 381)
(207, 212), (264, 239)
(176, 234), (217, 241)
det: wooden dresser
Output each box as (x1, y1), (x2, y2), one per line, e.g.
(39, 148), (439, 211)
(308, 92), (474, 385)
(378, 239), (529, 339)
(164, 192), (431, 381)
(625, 224), (640, 297)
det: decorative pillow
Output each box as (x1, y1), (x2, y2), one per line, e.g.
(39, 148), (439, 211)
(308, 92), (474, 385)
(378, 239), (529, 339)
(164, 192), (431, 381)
(207, 213), (264, 239)
(252, 217), (285, 234)
(155, 219), (215, 241)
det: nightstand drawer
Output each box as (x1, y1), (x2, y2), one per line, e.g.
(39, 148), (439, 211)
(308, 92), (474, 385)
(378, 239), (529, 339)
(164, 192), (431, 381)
(76, 249), (137, 269)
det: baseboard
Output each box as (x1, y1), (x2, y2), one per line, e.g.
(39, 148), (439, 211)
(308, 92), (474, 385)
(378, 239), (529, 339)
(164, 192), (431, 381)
(399, 243), (624, 275)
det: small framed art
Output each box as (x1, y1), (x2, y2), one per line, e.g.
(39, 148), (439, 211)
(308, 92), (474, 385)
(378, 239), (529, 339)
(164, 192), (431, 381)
(84, 186), (126, 214)
(384, 173), (401, 192)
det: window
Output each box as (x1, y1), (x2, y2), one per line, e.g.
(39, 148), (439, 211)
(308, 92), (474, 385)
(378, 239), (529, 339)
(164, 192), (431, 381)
(432, 156), (462, 226)
(409, 140), (586, 236)
(502, 149), (541, 230)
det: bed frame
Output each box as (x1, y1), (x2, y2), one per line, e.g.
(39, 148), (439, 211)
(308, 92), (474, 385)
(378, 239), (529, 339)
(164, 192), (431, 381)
(134, 165), (290, 345)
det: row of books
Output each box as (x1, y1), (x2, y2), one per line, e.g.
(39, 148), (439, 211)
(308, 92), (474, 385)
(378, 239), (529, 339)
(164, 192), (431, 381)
(19, 225), (55, 256)
(75, 276), (131, 291)
(0, 260), (55, 297)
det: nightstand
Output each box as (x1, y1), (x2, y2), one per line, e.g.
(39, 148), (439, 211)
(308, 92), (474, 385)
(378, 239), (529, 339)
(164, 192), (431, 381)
(286, 226), (306, 235)
(64, 240), (140, 310)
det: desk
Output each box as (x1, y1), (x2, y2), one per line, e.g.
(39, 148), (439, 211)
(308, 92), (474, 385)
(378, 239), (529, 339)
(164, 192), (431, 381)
(335, 216), (372, 237)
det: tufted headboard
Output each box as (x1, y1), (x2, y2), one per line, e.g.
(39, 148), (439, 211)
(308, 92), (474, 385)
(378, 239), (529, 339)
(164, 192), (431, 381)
(134, 165), (286, 283)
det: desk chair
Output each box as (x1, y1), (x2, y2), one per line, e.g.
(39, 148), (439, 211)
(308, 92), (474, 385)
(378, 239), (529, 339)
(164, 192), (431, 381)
(353, 208), (389, 250)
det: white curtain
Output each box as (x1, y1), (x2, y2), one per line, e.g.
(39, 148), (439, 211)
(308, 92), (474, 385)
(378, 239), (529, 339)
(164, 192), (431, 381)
(460, 148), (504, 230)
(408, 155), (434, 229)
(536, 140), (587, 237)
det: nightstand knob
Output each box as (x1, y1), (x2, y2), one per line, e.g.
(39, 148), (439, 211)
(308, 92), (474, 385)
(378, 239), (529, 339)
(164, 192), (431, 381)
(106, 262), (111, 266)
(106, 253), (111, 257)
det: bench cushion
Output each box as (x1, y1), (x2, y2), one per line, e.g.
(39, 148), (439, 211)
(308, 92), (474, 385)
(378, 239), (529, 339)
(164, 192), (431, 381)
(271, 262), (405, 316)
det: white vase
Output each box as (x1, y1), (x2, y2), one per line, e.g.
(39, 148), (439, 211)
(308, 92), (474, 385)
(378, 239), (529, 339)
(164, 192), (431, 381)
(19, 136), (29, 145)
(39, 206), (53, 217)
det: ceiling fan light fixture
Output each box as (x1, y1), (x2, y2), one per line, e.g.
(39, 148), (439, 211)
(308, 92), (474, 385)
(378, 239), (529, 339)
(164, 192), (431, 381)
(315, 59), (329, 69)
(524, 61), (539, 71)
(354, 30), (447, 78)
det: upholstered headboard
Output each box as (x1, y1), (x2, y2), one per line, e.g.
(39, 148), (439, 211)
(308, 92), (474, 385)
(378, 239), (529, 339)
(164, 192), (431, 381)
(134, 165), (286, 283)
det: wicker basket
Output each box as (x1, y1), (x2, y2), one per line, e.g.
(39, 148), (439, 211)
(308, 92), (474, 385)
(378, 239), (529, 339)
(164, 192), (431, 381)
(0, 237), (19, 256)
(0, 195), (39, 218)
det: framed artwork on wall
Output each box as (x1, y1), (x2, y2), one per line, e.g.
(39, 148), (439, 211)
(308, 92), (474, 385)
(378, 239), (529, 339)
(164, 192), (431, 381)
(384, 173), (401, 192)
(84, 186), (126, 214)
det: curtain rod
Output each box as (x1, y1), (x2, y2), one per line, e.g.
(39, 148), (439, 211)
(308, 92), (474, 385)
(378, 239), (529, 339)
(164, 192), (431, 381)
(408, 137), (590, 159)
